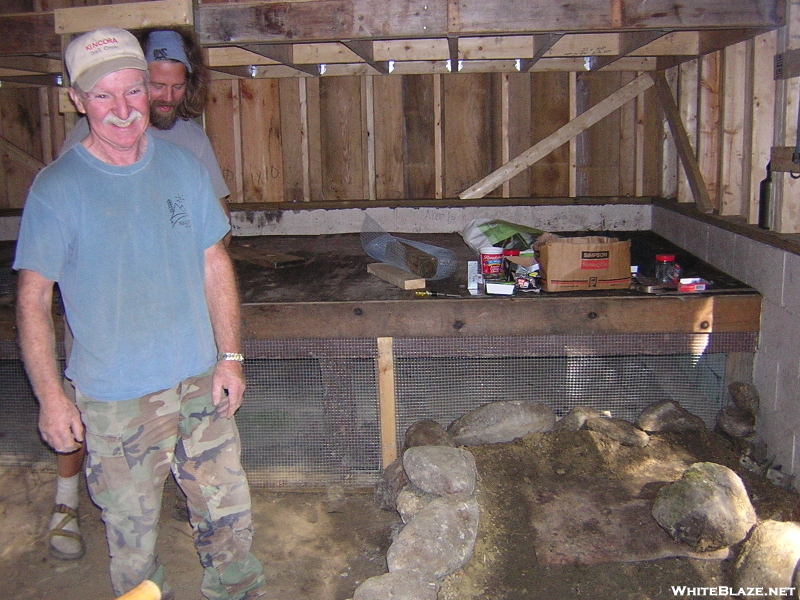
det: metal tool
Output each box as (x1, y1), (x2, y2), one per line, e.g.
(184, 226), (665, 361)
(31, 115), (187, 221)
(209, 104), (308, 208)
(414, 290), (462, 298)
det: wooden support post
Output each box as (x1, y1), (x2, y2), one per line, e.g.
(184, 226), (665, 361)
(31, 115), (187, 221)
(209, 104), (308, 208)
(698, 52), (722, 210)
(651, 70), (715, 213)
(659, 68), (677, 198)
(677, 59), (700, 203)
(460, 72), (654, 200)
(776, 0), (800, 233)
(364, 75), (376, 201)
(720, 42), (748, 216)
(749, 32), (777, 224)
(377, 337), (397, 468)
(231, 81), (244, 203)
(569, 72), (577, 197)
(38, 87), (53, 165)
(501, 73), (510, 197)
(299, 78), (311, 201)
(434, 74), (443, 199)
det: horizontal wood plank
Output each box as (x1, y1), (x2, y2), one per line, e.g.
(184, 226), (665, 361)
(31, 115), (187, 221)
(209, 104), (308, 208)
(240, 293), (761, 340)
(196, 1), (782, 45)
(54, 0), (192, 35)
(197, 0), (446, 45)
(0, 13), (58, 56)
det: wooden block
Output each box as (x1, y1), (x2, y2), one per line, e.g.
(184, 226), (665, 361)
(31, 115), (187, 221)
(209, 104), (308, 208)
(385, 240), (439, 279)
(367, 263), (426, 290)
(228, 245), (305, 268)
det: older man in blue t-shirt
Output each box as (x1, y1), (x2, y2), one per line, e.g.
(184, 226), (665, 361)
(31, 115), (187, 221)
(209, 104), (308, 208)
(14, 27), (266, 600)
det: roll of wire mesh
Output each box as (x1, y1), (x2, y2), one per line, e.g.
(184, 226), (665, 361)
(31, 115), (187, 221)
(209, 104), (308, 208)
(360, 214), (458, 280)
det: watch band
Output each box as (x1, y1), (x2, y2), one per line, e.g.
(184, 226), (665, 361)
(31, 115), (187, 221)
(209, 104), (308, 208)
(217, 352), (245, 363)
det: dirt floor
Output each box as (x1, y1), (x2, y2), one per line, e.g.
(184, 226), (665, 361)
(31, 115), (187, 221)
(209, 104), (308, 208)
(2, 428), (799, 600)
(439, 428), (800, 600)
(0, 467), (400, 600)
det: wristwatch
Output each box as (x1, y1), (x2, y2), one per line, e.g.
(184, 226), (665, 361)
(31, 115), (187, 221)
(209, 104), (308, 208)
(217, 352), (245, 363)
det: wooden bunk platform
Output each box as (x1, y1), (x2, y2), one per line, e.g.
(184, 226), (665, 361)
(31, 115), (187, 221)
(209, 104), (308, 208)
(228, 232), (761, 340)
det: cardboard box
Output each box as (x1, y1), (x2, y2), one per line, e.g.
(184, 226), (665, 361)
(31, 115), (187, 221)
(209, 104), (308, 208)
(539, 236), (631, 292)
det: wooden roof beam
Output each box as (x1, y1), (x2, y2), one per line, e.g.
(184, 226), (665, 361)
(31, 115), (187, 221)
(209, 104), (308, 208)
(196, 1), (783, 45)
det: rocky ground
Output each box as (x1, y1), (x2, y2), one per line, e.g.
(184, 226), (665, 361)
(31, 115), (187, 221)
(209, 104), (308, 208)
(439, 428), (800, 600)
(1, 427), (798, 600)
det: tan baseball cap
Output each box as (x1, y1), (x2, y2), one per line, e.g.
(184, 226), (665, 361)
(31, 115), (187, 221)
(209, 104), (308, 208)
(65, 27), (147, 92)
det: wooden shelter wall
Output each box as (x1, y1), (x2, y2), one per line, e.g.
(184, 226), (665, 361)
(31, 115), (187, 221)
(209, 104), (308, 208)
(0, 25), (792, 232)
(198, 71), (665, 204)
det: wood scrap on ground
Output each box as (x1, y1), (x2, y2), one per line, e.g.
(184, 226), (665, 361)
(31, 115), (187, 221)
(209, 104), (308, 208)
(367, 263), (426, 290)
(228, 245), (305, 268)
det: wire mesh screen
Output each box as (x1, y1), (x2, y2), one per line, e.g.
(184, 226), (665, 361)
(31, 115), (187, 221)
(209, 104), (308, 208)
(394, 353), (727, 442)
(238, 356), (381, 488)
(0, 359), (51, 466)
(391, 334), (745, 444)
(0, 333), (754, 489)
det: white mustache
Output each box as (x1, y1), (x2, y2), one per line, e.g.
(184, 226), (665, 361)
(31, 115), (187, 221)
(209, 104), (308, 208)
(103, 110), (143, 128)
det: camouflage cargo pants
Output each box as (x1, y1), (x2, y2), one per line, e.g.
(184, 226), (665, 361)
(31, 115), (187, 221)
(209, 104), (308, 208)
(76, 369), (266, 600)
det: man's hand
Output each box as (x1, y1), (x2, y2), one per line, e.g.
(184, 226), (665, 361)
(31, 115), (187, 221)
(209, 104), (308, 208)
(38, 394), (84, 454)
(211, 359), (246, 419)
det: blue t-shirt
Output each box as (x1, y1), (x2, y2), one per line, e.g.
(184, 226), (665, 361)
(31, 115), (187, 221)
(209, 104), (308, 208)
(14, 135), (230, 400)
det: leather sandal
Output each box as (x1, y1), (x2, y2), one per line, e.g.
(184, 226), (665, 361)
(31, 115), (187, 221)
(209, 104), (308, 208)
(46, 503), (86, 560)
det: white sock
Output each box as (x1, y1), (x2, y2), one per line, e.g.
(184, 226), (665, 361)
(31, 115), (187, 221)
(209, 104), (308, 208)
(49, 475), (83, 557)
(54, 474), (80, 510)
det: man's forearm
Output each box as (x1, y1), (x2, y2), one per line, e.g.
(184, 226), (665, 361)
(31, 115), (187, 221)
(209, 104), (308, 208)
(16, 270), (65, 404)
(204, 241), (242, 354)
(16, 270), (84, 451)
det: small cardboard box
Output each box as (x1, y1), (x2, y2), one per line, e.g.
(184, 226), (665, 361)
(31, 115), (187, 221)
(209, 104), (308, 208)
(539, 236), (631, 292)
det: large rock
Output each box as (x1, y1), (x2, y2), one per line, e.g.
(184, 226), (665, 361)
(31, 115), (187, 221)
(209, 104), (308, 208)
(716, 404), (756, 438)
(374, 458), (409, 511)
(404, 419), (455, 449)
(396, 485), (436, 524)
(447, 400), (556, 445)
(635, 400), (707, 433)
(553, 406), (601, 432)
(584, 417), (650, 448)
(353, 572), (439, 600)
(387, 495), (480, 580)
(729, 381), (760, 416)
(652, 462), (757, 552)
(734, 520), (800, 593)
(402, 446), (477, 497)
